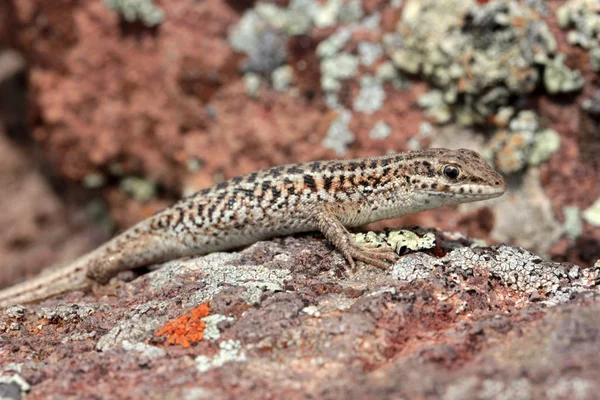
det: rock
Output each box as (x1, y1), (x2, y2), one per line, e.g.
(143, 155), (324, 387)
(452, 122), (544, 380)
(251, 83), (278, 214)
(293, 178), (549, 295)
(1, 231), (598, 398)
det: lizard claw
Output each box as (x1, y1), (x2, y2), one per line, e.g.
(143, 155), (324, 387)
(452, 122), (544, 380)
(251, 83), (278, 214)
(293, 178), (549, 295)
(342, 242), (398, 271)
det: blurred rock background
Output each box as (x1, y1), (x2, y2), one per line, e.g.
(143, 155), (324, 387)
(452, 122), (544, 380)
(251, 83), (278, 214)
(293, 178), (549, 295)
(0, 0), (598, 288)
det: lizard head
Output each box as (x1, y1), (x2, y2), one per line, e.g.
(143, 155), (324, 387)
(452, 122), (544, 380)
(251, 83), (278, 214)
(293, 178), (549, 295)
(408, 148), (507, 206)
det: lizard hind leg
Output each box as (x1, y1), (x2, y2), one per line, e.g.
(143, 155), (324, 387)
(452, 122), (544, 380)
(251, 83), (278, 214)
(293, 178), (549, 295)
(311, 206), (398, 271)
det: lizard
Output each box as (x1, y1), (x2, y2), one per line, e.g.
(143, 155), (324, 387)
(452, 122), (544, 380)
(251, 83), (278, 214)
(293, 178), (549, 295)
(0, 148), (506, 307)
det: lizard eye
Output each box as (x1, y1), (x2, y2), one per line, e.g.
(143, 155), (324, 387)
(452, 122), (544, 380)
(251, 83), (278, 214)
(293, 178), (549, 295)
(443, 165), (460, 180)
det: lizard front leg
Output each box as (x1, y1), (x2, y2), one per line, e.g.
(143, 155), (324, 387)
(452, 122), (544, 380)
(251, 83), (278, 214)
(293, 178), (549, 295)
(311, 205), (398, 271)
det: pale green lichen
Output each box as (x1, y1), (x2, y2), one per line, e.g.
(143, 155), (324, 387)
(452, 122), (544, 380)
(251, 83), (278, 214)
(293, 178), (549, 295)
(195, 340), (246, 373)
(313, 0), (343, 28)
(316, 27), (352, 59)
(103, 0), (164, 27)
(563, 206), (583, 241)
(313, 0), (363, 28)
(487, 111), (560, 174)
(358, 42), (384, 66)
(354, 231), (388, 247)
(369, 121), (391, 140)
(229, 4), (290, 76)
(186, 158), (203, 172)
(556, 0), (600, 71)
(201, 314), (234, 341)
(271, 65), (293, 91)
(528, 129), (561, 165)
(354, 229), (436, 256)
(582, 197), (600, 226)
(322, 109), (354, 155)
(375, 61), (409, 90)
(301, 305), (321, 317)
(339, 0), (364, 23)
(83, 173), (106, 189)
(229, 4), (297, 92)
(418, 90), (452, 124)
(353, 75), (385, 114)
(389, 0), (578, 125)
(121, 341), (166, 359)
(543, 54), (585, 94)
(321, 53), (359, 92)
(590, 47), (600, 71)
(321, 53), (360, 92)
(120, 177), (157, 203)
(228, 0), (391, 104)
(244, 73), (262, 97)
(387, 230), (436, 254)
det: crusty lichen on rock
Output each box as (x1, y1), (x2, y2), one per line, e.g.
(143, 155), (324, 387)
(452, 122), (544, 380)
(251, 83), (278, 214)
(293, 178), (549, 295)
(486, 110), (560, 174)
(389, 0), (581, 125)
(557, 0), (600, 71)
(103, 0), (164, 26)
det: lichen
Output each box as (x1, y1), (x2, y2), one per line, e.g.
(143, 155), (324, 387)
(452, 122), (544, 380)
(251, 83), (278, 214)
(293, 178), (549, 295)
(244, 73), (262, 98)
(528, 129), (561, 165)
(322, 108), (354, 155)
(228, 4), (290, 77)
(353, 75), (386, 114)
(156, 303), (210, 348)
(37, 304), (104, 323)
(354, 231), (388, 248)
(582, 197), (600, 227)
(120, 176), (157, 203)
(354, 229), (436, 256)
(122, 340), (167, 359)
(316, 27), (352, 59)
(358, 42), (384, 66)
(195, 340), (246, 373)
(4, 305), (25, 320)
(557, 0), (600, 71)
(271, 65), (293, 91)
(389, 0), (579, 125)
(201, 314), (234, 341)
(487, 110), (560, 174)
(418, 90), (452, 124)
(321, 53), (360, 92)
(82, 173), (106, 189)
(103, 0), (164, 27)
(563, 206), (582, 241)
(387, 230), (436, 255)
(228, 0), (396, 105)
(392, 252), (439, 281)
(543, 54), (585, 94)
(375, 61), (409, 90)
(369, 121), (391, 140)
(392, 244), (598, 306)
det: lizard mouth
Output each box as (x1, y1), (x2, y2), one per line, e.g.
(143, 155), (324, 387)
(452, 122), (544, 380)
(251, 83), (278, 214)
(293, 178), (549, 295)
(423, 183), (507, 200)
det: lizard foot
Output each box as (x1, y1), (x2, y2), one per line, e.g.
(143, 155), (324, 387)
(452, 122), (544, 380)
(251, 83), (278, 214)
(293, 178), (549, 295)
(342, 241), (398, 271)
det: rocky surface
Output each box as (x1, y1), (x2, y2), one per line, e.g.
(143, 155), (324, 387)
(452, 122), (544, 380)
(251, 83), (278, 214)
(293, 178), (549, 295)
(0, 0), (599, 397)
(0, 231), (598, 399)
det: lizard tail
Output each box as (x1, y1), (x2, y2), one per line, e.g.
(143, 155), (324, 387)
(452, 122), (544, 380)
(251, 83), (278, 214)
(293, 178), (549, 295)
(0, 224), (186, 308)
(0, 255), (94, 308)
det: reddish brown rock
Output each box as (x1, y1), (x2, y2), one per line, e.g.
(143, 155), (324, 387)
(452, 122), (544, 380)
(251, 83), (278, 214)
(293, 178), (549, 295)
(1, 232), (597, 399)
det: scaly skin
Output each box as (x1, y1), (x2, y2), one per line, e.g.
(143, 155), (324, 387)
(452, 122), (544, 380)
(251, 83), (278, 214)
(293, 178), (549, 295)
(0, 148), (507, 307)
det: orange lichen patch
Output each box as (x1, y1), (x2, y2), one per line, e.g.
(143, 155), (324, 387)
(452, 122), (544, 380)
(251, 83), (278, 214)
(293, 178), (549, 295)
(156, 302), (210, 348)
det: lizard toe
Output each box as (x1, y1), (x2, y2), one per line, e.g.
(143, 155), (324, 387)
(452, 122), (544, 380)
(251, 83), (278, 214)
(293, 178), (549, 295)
(343, 242), (397, 270)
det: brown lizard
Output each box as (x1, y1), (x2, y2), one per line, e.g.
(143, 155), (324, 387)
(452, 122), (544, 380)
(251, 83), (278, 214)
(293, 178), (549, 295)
(0, 148), (506, 307)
